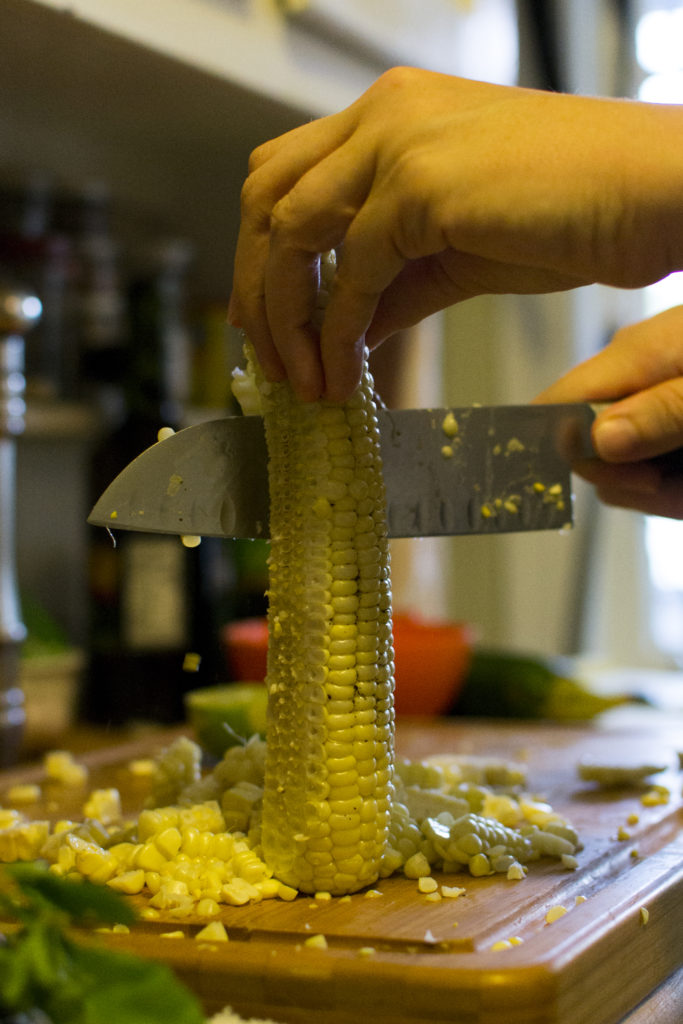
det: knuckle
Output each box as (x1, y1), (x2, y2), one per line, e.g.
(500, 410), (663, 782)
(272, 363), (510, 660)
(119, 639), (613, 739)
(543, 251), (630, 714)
(658, 380), (683, 432)
(269, 194), (296, 239)
(247, 139), (272, 174)
(239, 170), (259, 210)
(371, 65), (421, 98)
(239, 171), (270, 224)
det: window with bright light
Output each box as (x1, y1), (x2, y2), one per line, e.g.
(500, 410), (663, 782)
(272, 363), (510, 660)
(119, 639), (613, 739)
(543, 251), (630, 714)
(634, 0), (683, 663)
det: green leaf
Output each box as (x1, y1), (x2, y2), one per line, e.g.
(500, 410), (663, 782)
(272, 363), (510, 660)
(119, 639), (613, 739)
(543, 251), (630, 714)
(6, 864), (136, 926)
(1, 864), (203, 1024)
(69, 944), (204, 1024)
(0, 940), (33, 1010)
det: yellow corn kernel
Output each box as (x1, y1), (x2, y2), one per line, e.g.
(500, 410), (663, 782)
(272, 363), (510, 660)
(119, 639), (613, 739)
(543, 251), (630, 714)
(82, 788), (121, 825)
(140, 907), (161, 921)
(44, 751), (88, 787)
(178, 801), (225, 833)
(182, 651), (202, 671)
(258, 878), (281, 899)
(128, 758), (156, 777)
(149, 880), (191, 910)
(144, 871), (162, 894)
(441, 412), (459, 438)
(196, 921), (228, 942)
(441, 885), (466, 899)
(277, 882), (298, 902)
(108, 842), (138, 869)
(78, 849), (119, 884)
(135, 842), (168, 873)
(641, 785), (670, 806)
(403, 852), (432, 879)
(137, 807), (179, 840)
(154, 826), (183, 860)
(223, 878), (261, 906)
(0, 821), (50, 862)
(107, 869), (146, 894)
(0, 809), (24, 828)
(195, 898), (221, 917)
(6, 784), (41, 805)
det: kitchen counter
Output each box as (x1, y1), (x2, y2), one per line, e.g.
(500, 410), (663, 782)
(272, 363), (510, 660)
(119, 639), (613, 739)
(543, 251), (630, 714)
(2, 716), (682, 1024)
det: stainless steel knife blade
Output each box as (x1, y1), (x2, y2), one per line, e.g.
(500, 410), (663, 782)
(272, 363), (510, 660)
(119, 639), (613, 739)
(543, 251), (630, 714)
(87, 404), (597, 539)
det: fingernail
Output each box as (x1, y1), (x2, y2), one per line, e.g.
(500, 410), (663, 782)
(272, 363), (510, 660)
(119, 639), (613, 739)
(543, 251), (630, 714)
(593, 416), (640, 460)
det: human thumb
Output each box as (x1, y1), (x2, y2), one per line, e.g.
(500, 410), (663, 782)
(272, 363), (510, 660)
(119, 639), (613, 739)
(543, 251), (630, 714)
(593, 381), (683, 463)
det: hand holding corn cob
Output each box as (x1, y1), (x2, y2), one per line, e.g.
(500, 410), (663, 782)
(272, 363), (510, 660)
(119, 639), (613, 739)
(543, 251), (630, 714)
(230, 67), (683, 403)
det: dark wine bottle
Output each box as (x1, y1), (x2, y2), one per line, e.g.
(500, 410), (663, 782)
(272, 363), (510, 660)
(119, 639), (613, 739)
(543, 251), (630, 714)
(81, 239), (220, 725)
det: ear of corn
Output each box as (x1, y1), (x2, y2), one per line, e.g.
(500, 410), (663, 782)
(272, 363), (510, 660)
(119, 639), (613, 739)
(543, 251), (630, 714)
(242, 264), (395, 895)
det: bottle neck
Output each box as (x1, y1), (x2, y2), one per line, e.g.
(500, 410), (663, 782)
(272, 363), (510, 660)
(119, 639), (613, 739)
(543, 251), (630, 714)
(125, 252), (191, 426)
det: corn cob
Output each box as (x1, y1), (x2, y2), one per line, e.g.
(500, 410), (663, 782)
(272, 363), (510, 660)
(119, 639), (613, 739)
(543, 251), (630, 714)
(244, 270), (394, 894)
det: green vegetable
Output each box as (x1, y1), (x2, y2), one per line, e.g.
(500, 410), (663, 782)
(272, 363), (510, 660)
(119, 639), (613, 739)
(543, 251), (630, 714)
(0, 863), (204, 1024)
(20, 595), (71, 660)
(185, 682), (268, 756)
(452, 649), (634, 720)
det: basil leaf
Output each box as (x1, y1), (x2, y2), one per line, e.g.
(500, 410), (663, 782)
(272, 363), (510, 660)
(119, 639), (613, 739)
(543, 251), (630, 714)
(68, 944), (204, 1024)
(6, 864), (136, 926)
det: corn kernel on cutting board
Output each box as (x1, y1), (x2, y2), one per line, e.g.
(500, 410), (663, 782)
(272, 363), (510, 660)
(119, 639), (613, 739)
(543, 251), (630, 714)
(2, 720), (681, 1024)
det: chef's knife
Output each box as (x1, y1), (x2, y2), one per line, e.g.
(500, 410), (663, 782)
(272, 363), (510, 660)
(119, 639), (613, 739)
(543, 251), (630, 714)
(87, 404), (597, 540)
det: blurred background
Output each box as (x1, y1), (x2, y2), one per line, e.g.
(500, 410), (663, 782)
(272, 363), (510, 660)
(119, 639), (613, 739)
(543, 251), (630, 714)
(1, 0), (682, 742)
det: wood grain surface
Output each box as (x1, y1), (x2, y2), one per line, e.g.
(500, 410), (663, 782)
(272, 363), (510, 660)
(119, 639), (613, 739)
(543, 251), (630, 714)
(2, 719), (681, 1024)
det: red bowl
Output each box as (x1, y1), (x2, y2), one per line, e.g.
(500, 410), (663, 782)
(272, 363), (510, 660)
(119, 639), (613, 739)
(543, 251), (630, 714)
(391, 613), (474, 716)
(221, 613), (474, 717)
(222, 616), (268, 682)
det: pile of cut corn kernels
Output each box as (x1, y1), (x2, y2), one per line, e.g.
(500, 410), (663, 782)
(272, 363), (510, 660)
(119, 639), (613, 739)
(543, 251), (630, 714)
(0, 734), (584, 920)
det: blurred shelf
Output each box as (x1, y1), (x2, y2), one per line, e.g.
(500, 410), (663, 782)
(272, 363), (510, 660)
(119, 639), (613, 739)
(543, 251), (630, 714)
(1, 0), (516, 298)
(0, 0), (378, 298)
(22, 399), (101, 441)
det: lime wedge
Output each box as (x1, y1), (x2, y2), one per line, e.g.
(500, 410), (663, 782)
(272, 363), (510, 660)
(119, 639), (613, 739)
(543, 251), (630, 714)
(185, 682), (268, 756)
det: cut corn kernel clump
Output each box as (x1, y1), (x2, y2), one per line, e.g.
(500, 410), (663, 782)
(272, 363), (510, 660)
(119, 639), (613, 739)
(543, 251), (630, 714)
(44, 750), (88, 786)
(0, 733), (582, 911)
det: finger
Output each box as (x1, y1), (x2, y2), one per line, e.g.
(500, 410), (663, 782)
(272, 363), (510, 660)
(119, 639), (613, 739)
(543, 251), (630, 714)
(230, 111), (357, 380)
(537, 305), (683, 405)
(316, 191), (426, 399)
(571, 457), (662, 495)
(319, 257), (403, 402)
(264, 249), (326, 402)
(594, 481), (683, 520)
(572, 458), (683, 519)
(263, 142), (380, 400)
(592, 378), (683, 462)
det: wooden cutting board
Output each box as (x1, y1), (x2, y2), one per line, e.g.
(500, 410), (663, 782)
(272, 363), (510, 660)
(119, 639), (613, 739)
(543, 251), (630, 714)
(2, 720), (682, 1024)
